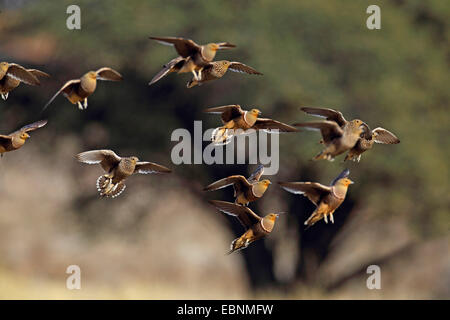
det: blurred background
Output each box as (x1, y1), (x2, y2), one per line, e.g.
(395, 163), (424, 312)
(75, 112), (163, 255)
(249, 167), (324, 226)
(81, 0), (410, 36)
(0, 0), (448, 299)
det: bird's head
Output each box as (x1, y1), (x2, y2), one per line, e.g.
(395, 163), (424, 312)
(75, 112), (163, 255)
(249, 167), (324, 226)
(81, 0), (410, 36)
(336, 177), (354, 187)
(0, 62), (8, 77)
(250, 109), (262, 117)
(260, 179), (272, 188)
(208, 42), (236, 51)
(87, 71), (98, 79)
(20, 132), (30, 140)
(130, 156), (139, 163)
(265, 213), (280, 222)
(350, 119), (365, 134)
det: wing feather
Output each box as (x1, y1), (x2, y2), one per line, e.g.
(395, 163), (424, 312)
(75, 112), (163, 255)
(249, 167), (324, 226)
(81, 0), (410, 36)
(209, 200), (261, 229)
(134, 162), (172, 174)
(76, 150), (121, 172)
(279, 182), (331, 205)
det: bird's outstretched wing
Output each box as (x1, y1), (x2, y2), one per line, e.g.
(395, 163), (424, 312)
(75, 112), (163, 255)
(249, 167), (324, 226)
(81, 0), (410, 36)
(0, 135), (12, 148)
(204, 175), (252, 192)
(43, 79), (81, 111)
(293, 121), (343, 143)
(253, 118), (299, 132)
(247, 165), (264, 183)
(301, 107), (347, 127)
(149, 36), (201, 57)
(279, 181), (331, 205)
(134, 162), (172, 174)
(204, 105), (244, 123)
(19, 120), (48, 133)
(76, 150), (122, 172)
(372, 127), (400, 144)
(209, 200), (261, 229)
(27, 69), (50, 79)
(149, 56), (185, 86)
(96, 67), (123, 81)
(6, 63), (40, 86)
(228, 62), (263, 75)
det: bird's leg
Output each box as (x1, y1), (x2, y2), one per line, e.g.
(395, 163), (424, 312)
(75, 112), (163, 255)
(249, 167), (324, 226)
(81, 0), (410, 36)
(83, 98), (88, 109)
(197, 68), (203, 80)
(323, 214), (328, 224)
(191, 70), (199, 81)
(357, 155), (362, 162)
(1, 93), (7, 100)
(330, 213), (335, 224)
(77, 101), (83, 110)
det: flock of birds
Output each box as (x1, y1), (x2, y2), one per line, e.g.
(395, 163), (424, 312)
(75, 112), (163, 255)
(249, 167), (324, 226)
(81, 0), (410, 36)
(0, 36), (400, 254)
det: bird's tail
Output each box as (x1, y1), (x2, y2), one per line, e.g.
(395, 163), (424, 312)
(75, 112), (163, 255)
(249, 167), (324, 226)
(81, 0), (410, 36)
(186, 79), (198, 88)
(212, 127), (232, 145)
(304, 210), (323, 227)
(226, 237), (247, 255)
(96, 175), (126, 198)
(313, 150), (334, 161)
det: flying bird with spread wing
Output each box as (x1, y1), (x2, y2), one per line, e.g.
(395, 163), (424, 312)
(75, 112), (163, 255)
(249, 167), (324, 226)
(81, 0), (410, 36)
(43, 67), (123, 111)
(76, 150), (171, 198)
(0, 62), (44, 100)
(149, 36), (236, 85)
(293, 107), (365, 161)
(186, 60), (262, 88)
(204, 165), (270, 206)
(279, 169), (354, 228)
(209, 200), (282, 254)
(345, 123), (400, 162)
(204, 104), (298, 145)
(0, 120), (48, 156)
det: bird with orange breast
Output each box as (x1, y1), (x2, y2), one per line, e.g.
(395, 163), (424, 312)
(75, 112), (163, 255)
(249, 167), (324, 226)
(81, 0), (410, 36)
(204, 165), (271, 206)
(204, 104), (298, 145)
(0, 120), (47, 157)
(279, 169), (354, 228)
(0, 62), (44, 100)
(209, 200), (282, 254)
(43, 67), (122, 111)
(149, 36), (236, 85)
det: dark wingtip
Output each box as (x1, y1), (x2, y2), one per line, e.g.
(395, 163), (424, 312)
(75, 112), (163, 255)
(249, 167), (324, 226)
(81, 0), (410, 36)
(330, 168), (350, 186)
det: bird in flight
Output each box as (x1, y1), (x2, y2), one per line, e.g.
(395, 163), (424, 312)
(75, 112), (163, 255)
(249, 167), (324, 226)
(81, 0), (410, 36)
(186, 60), (262, 88)
(279, 169), (354, 228)
(0, 120), (48, 157)
(204, 165), (271, 206)
(208, 200), (282, 254)
(43, 67), (123, 111)
(149, 36), (235, 85)
(204, 104), (298, 145)
(76, 149), (171, 198)
(0, 62), (44, 100)
(293, 107), (366, 161)
(345, 122), (400, 162)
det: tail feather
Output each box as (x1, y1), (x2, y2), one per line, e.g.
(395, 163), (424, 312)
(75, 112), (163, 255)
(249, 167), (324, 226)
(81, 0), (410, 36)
(226, 237), (248, 255)
(186, 79), (198, 88)
(212, 127), (232, 145)
(96, 175), (126, 198)
(304, 210), (323, 227)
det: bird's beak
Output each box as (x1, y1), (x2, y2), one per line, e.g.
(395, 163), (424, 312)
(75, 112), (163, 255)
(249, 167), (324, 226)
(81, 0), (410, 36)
(348, 180), (354, 185)
(24, 133), (30, 139)
(258, 111), (262, 116)
(217, 42), (236, 50)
